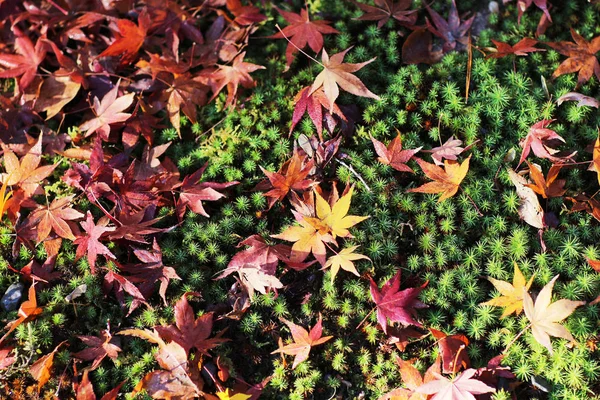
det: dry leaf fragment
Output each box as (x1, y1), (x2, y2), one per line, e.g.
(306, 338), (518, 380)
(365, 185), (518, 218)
(547, 28), (600, 87)
(29, 341), (66, 392)
(370, 132), (422, 172)
(557, 92), (600, 108)
(525, 161), (566, 199)
(485, 38), (544, 59)
(310, 48), (380, 112)
(523, 275), (585, 354)
(408, 156), (471, 201)
(481, 262), (534, 318)
(507, 168), (545, 229)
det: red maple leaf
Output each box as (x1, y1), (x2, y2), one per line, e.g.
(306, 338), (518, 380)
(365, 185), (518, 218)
(369, 270), (428, 334)
(547, 28), (600, 87)
(24, 195), (84, 243)
(518, 119), (576, 166)
(103, 270), (150, 315)
(225, 0), (266, 26)
(154, 293), (228, 355)
(370, 132), (421, 172)
(486, 38), (545, 59)
(204, 52), (265, 108)
(289, 86), (346, 139)
(352, 0), (418, 29)
(175, 163), (238, 220)
(268, 7), (338, 70)
(73, 329), (122, 370)
(98, 9), (150, 67)
(430, 328), (471, 374)
(0, 33), (46, 90)
(271, 315), (332, 369)
(222, 235), (292, 276)
(425, 0), (474, 53)
(74, 211), (116, 274)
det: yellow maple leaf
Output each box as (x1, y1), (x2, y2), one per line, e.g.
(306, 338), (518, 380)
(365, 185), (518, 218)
(408, 156), (471, 201)
(216, 388), (251, 400)
(324, 246), (370, 283)
(481, 262), (534, 318)
(312, 186), (368, 238)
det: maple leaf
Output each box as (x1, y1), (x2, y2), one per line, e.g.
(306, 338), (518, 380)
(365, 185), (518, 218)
(379, 357), (440, 400)
(1, 134), (57, 198)
(0, 34), (46, 91)
(485, 38), (545, 59)
(0, 177), (12, 218)
(176, 162), (239, 220)
(525, 161), (566, 199)
(415, 368), (495, 400)
(35, 75), (82, 119)
(29, 341), (65, 392)
(386, 325), (427, 352)
(590, 133), (600, 185)
(423, 136), (465, 166)
(225, 264), (284, 300)
(370, 270), (428, 334)
(260, 150), (316, 209)
(402, 28), (443, 65)
(407, 156), (471, 202)
(429, 329), (471, 374)
(73, 329), (122, 370)
(310, 48), (380, 113)
(353, 0), (418, 29)
(206, 52), (265, 108)
(226, 0), (267, 26)
(271, 315), (332, 369)
(313, 185), (369, 239)
(222, 235), (292, 276)
(507, 168), (545, 229)
(74, 211), (116, 274)
(425, 0), (474, 53)
(523, 275), (585, 354)
(24, 195), (84, 243)
(547, 29), (600, 87)
(98, 9), (150, 67)
(79, 83), (135, 140)
(272, 210), (335, 266)
(154, 293), (228, 355)
(289, 86), (346, 139)
(324, 246), (370, 283)
(508, 0), (552, 35)
(217, 389), (252, 400)
(557, 91), (600, 108)
(370, 132), (422, 172)
(268, 6), (338, 70)
(481, 262), (535, 318)
(518, 120), (576, 166)
(103, 270), (150, 315)
(0, 284), (43, 345)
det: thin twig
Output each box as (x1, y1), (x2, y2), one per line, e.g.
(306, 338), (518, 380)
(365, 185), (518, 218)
(336, 158), (371, 192)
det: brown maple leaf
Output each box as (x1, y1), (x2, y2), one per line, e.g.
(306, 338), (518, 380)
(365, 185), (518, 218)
(408, 156), (471, 201)
(370, 132), (421, 172)
(24, 195), (84, 243)
(271, 315), (332, 369)
(425, 0), (474, 53)
(98, 9), (150, 67)
(30, 342), (65, 392)
(74, 211), (116, 274)
(310, 47), (380, 112)
(430, 328), (470, 374)
(73, 329), (122, 370)
(260, 150), (316, 209)
(486, 38), (545, 59)
(547, 28), (600, 87)
(1, 134), (57, 198)
(525, 161), (566, 199)
(353, 0), (417, 29)
(269, 6), (338, 70)
(205, 52), (265, 108)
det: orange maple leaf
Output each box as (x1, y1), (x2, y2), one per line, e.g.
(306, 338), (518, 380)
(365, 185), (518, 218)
(407, 156), (471, 201)
(271, 315), (332, 369)
(547, 28), (600, 87)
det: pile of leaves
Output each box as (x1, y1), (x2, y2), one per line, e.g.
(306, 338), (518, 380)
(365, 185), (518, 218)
(1, 0), (600, 399)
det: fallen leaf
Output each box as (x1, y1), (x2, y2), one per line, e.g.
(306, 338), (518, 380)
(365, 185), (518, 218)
(507, 168), (545, 229)
(0, 284), (43, 345)
(268, 7), (338, 70)
(324, 245), (370, 283)
(312, 185), (369, 239)
(289, 86), (346, 138)
(0, 34), (46, 90)
(78, 83), (135, 140)
(547, 28), (600, 87)
(556, 92), (600, 108)
(523, 275), (585, 354)
(370, 132), (422, 172)
(217, 389), (252, 400)
(206, 52), (265, 108)
(415, 368), (495, 400)
(29, 341), (65, 392)
(310, 48), (380, 112)
(352, 0), (417, 29)
(424, 136), (465, 166)
(485, 38), (544, 59)
(271, 315), (333, 369)
(518, 119), (575, 167)
(525, 161), (566, 199)
(74, 211), (116, 274)
(233, 264), (284, 299)
(430, 328), (470, 374)
(24, 195), (84, 243)
(75, 369), (95, 400)
(260, 150), (316, 209)
(402, 29), (442, 65)
(425, 0), (474, 53)
(35, 75), (81, 119)
(73, 329), (122, 370)
(481, 262), (535, 318)
(370, 270), (428, 334)
(379, 357), (440, 400)
(407, 156), (471, 201)
(98, 9), (150, 67)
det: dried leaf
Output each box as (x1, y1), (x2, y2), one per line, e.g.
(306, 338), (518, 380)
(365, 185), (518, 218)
(408, 156), (471, 201)
(481, 262), (535, 318)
